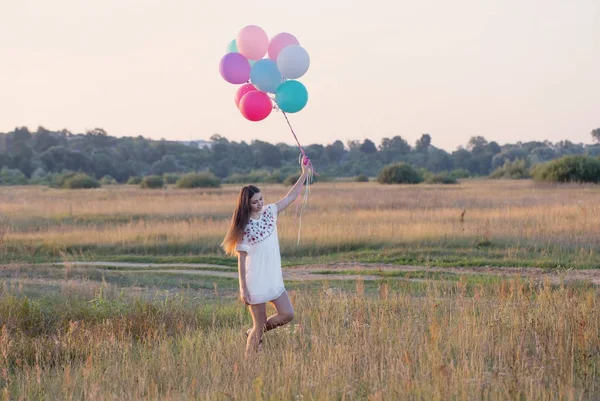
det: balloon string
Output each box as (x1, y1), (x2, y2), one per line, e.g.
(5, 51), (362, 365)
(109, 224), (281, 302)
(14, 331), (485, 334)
(275, 107), (315, 245)
(278, 108), (318, 175)
(281, 110), (306, 158)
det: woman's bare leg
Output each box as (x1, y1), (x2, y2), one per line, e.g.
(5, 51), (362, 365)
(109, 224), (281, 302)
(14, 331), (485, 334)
(246, 303), (267, 354)
(264, 291), (294, 332)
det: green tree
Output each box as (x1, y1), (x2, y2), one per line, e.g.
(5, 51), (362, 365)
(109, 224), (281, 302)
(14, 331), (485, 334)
(415, 134), (431, 153)
(530, 146), (556, 164)
(252, 140), (281, 168)
(324, 140), (346, 164)
(359, 139), (377, 155)
(151, 155), (180, 175)
(379, 136), (411, 163)
(486, 141), (502, 155)
(489, 159), (530, 179)
(591, 128), (600, 143)
(467, 136), (488, 154)
(451, 147), (473, 172)
(33, 126), (63, 152)
(428, 148), (453, 172)
(491, 148), (530, 170)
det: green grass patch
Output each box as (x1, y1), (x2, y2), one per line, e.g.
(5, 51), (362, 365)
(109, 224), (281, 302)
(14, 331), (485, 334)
(4, 236), (600, 270)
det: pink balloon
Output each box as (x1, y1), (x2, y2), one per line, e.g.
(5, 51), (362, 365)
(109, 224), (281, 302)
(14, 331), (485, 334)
(239, 91), (272, 122)
(219, 52), (250, 84)
(234, 83), (257, 108)
(268, 33), (300, 61)
(236, 25), (269, 61)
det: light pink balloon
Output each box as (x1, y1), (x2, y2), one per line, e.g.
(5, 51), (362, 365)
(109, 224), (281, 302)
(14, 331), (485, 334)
(234, 83), (257, 108)
(268, 32), (300, 61)
(239, 91), (272, 122)
(236, 25), (269, 61)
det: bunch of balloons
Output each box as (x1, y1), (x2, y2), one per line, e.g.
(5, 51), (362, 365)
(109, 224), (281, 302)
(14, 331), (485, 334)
(218, 25), (310, 122)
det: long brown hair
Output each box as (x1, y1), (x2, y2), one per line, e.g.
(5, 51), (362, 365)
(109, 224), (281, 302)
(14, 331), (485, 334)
(221, 185), (261, 256)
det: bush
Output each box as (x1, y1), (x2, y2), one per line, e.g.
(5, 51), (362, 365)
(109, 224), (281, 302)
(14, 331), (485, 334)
(354, 174), (369, 182)
(284, 173), (302, 186)
(531, 156), (600, 183)
(49, 171), (77, 188)
(30, 168), (51, 185)
(224, 170), (285, 184)
(416, 168), (434, 182)
(127, 176), (142, 185)
(175, 172), (221, 189)
(0, 168), (28, 186)
(489, 159), (530, 179)
(63, 173), (101, 189)
(449, 168), (471, 180)
(140, 175), (164, 189)
(312, 173), (330, 183)
(425, 172), (458, 184)
(163, 173), (181, 184)
(377, 163), (423, 184)
(100, 175), (117, 185)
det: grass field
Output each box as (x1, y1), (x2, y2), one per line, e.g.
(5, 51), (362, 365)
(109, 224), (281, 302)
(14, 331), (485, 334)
(0, 269), (598, 400)
(1, 180), (599, 399)
(2, 180), (600, 268)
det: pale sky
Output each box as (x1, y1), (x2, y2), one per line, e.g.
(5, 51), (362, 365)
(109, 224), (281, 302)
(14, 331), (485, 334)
(1, 0), (598, 152)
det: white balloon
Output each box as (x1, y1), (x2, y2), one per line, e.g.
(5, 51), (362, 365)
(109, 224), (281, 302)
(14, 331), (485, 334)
(276, 45), (310, 79)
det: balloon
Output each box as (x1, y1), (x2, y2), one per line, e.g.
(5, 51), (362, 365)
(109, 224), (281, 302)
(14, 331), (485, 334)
(239, 90), (273, 121)
(236, 25), (269, 60)
(226, 39), (238, 53)
(234, 83), (257, 108)
(250, 59), (282, 93)
(219, 52), (250, 84)
(268, 32), (299, 61)
(277, 45), (310, 79)
(275, 80), (308, 113)
(227, 40), (257, 66)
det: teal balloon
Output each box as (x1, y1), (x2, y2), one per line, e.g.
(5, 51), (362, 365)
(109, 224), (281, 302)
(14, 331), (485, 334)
(226, 39), (238, 53)
(275, 80), (308, 113)
(250, 59), (282, 93)
(229, 40), (258, 66)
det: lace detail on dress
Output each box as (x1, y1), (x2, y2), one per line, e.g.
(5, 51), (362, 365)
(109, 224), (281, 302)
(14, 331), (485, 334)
(242, 205), (276, 247)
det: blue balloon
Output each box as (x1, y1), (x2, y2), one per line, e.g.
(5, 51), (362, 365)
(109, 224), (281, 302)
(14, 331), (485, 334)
(250, 59), (282, 93)
(275, 80), (308, 113)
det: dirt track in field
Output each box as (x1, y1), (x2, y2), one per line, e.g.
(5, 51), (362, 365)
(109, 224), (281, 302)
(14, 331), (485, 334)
(48, 261), (600, 285)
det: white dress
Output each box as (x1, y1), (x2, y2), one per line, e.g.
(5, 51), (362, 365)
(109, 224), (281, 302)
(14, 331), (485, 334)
(235, 204), (286, 304)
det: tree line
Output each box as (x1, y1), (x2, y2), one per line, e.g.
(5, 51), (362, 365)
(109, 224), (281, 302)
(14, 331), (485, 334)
(0, 126), (599, 185)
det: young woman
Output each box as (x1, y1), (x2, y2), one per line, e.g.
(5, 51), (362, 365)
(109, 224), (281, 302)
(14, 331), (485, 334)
(221, 158), (312, 354)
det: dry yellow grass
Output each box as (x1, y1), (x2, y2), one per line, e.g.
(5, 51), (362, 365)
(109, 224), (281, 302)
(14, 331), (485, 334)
(2, 180), (600, 262)
(0, 279), (598, 400)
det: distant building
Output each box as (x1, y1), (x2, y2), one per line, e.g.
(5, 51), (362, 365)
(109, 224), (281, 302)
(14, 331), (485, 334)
(181, 140), (213, 149)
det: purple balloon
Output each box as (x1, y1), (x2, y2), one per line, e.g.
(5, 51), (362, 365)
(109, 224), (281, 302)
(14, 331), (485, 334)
(219, 52), (251, 84)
